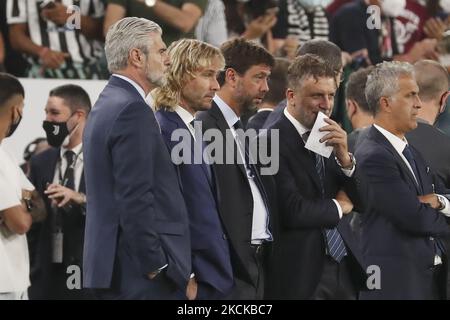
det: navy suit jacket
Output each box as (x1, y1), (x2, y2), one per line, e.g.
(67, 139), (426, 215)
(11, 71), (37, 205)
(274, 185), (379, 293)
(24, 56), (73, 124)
(356, 126), (450, 300)
(28, 147), (89, 299)
(82, 76), (191, 299)
(265, 114), (367, 299)
(155, 109), (233, 299)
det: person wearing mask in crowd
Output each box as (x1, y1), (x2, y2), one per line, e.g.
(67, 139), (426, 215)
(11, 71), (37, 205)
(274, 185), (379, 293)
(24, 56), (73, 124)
(28, 85), (92, 299)
(0, 73), (45, 300)
(154, 39), (234, 300)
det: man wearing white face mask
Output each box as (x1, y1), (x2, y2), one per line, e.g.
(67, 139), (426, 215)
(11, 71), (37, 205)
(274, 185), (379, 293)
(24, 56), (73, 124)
(28, 84), (92, 299)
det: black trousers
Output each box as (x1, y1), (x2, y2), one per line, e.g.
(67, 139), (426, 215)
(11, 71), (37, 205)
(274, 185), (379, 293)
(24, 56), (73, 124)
(225, 244), (265, 300)
(311, 255), (358, 300)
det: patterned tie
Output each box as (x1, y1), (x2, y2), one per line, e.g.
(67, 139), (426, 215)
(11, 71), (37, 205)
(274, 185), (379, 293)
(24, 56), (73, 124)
(233, 119), (270, 210)
(63, 150), (76, 190)
(303, 131), (347, 263)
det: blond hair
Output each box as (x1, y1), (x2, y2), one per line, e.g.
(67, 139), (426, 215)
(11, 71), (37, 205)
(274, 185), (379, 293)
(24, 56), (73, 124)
(154, 39), (224, 110)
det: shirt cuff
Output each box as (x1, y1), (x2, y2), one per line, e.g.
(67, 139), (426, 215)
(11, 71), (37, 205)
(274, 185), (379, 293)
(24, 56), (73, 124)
(336, 153), (356, 177)
(158, 264), (168, 271)
(332, 199), (343, 219)
(438, 195), (450, 217)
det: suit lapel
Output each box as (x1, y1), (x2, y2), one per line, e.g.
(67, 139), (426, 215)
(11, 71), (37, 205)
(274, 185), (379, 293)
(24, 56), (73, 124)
(165, 110), (215, 189)
(279, 115), (323, 193)
(210, 103), (248, 180)
(371, 126), (422, 195)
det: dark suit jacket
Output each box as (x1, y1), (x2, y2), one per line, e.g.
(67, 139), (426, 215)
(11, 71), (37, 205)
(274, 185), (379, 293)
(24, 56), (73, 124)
(356, 126), (450, 300)
(262, 101), (286, 129)
(196, 102), (278, 289)
(28, 147), (88, 299)
(406, 120), (450, 188)
(265, 114), (367, 299)
(82, 76), (191, 299)
(155, 109), (233, 299)
(246, 110), (272, 131)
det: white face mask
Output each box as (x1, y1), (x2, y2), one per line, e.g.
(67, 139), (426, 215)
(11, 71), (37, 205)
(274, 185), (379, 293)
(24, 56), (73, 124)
(298, 0), (327, 9)
(441, 0), (450, 13)
(380, 0), (406, 17)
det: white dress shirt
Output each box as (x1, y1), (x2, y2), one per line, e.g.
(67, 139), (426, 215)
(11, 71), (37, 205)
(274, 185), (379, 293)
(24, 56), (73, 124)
(214, 95), (272, 243)
(174, 106), (195, 138)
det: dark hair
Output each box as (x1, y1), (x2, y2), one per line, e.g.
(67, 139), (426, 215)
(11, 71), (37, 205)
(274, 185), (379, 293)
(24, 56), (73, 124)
(297, 39), (343, 73)
(243, 0), (279, 19)
(287, 54), (336, 90)
(49, 84), (91, 114)
(0, 73), (24, 108)
(218, 38), (275, 86)
(345, 67), (374, 114)
(23, 137), (47, 161)
(264, 57), (290, 105)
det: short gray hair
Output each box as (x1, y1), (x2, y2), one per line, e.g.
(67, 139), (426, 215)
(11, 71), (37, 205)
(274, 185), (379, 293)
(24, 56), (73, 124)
(365, 61), (415, 115)
(105, 17), (162, 73)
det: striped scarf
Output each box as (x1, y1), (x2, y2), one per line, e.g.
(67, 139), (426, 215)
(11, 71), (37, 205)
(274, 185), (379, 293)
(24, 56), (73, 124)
(285, 0), (329, 43)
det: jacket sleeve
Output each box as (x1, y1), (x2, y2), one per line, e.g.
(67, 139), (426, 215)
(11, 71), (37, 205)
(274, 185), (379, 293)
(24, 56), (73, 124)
(108, 101), (168, 276)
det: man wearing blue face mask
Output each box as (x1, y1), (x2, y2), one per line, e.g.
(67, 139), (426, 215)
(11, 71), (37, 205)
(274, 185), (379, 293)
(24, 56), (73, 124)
(0, 73), (41, 300)
(28, 84), (92, 300)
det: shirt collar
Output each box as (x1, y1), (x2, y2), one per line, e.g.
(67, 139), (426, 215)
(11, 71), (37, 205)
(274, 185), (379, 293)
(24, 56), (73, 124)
(213, 95), (240, 129)
(373, 124), (408, 155)
(60, 143), (83, 161)
(284, 107), (310, 140)
(113, 74), (146, 101)
(174, 105), (195, 127)
(257, 108), (273, 113)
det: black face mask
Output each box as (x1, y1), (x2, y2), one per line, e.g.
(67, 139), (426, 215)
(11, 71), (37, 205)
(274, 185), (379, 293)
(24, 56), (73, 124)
(6, 112), (22, 138)
(43, 120), (70, 147)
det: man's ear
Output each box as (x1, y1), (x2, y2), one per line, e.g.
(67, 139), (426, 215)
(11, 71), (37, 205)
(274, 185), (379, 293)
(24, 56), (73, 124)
(225, 68), (238, 87)
(379, 96), (391, 113)
(286, 88), (295, 106)
(129, 48), (145, 68)
(439, 91), (450, 114)
(346, 99), (357, 120)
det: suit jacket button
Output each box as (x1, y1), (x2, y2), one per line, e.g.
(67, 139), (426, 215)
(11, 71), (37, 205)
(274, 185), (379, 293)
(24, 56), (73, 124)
(430, 236), (434, 241)
(222, 234), (227, 240)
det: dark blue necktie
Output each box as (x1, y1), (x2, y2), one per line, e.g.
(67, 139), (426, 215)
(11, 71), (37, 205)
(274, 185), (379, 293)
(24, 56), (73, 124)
(304, 131), (347, 263)
(402, 144), (423, 193)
